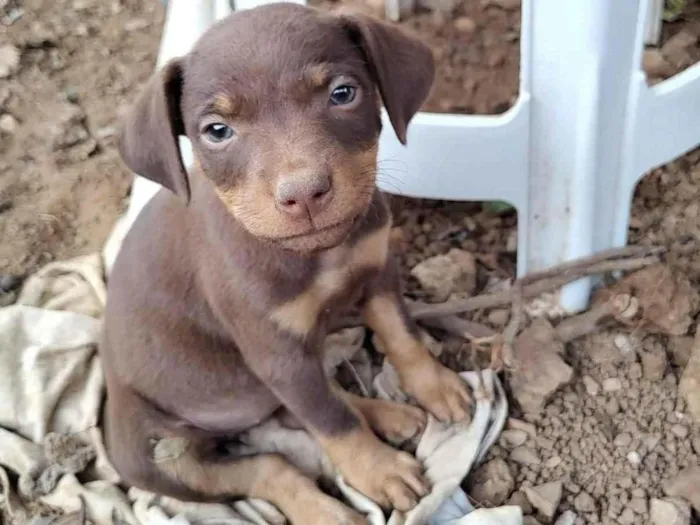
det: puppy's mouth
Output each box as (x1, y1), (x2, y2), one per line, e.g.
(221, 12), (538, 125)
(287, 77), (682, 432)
(270, 216), (359, 252)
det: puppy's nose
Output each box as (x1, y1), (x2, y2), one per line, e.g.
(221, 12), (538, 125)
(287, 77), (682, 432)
(275, 173), (333, 219)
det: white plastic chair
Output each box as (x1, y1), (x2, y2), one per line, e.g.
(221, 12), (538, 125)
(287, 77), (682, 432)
(122, 0), (700, 313)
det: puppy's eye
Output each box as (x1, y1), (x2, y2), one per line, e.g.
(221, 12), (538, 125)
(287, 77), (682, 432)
(329, 85), (357, 106)
(203, 123), (235, 143)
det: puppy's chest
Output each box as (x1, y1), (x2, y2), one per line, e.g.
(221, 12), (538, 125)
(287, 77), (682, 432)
(269, 225), (390, 337)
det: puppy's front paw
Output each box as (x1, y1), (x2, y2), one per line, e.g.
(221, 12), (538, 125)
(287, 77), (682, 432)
(334, 437), (429, 511)
(360, 399), (426, 445)
(398, 357), (471, 424)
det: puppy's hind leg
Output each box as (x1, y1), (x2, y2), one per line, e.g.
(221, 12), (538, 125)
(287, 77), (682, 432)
(103, 389), (366, 525)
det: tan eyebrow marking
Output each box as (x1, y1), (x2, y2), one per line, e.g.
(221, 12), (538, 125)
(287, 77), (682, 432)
(304, 64), (331, 90)
(212, 93), (238, 116)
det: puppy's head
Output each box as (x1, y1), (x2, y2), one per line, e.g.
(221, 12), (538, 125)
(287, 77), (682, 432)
(119, 3), (434, 253)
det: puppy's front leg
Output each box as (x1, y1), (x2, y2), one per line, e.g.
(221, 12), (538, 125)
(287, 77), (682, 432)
(363, 258), (472, 423)
(240, 333), (429, 511)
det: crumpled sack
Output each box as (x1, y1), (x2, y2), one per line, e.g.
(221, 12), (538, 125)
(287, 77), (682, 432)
(0, 253), (520, 525)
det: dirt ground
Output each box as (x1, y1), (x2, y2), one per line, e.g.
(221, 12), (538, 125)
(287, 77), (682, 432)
(2, 0), (700, 524)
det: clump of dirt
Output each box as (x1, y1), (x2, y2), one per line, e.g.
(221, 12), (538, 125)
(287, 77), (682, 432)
(0, 0), (164, 279)
(505, 333), (697, 524)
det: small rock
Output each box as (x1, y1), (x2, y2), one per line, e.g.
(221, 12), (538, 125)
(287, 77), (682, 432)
(524, 481), (563, 521)
(612, 264), (700, 336)
(523, 518), (543, 525)
(641, 347), (667, 380)
(627, 451), (641, 466)
(663, 465), (700, 511)
(670, 424), (688, 439)
(0, 114), (18, 134)
(614, 432), (632, 448)
(25, 22), (57, 48)
(410, 248), (477, 301)
(554, 510), (577, 525)
(692, 437), (700, 455)
(642, 49), (674, 78)
(650, 497), (691, 525)
(662, 29), (698, 68)
(507, 490), (533, 515)
(628, 497), (647, 514)
(602, 378), (622, 392)
(573, 491), (595, 513)
(680, 329), (700, 422)
(545, 456), (562, 469)
(582, 375), (600, 396)
(467, 458), (514, 506)
(50, 103), (89, 151)
(500, 429), (529, 450)
(510, 446), (541, 466)
(670, 336), (694, 367)
(454, 16), (477, 33)
(0, 45), (20, 79)
(618, 507), (635, 524)
(507, 418), (537, 437)
(605, 398), (619, 416)
(510, 319), (573, 413)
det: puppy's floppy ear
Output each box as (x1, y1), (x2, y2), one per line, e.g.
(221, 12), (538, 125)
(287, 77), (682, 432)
(340, 14), (435, 145)
(118, 58), (191, 202)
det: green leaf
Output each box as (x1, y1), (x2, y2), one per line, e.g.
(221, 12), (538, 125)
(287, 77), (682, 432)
(484, 200), (515, 214)
(664, 0), (687, 22)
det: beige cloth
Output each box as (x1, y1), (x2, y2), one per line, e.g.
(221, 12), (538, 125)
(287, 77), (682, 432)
(0, 254), (519, 525)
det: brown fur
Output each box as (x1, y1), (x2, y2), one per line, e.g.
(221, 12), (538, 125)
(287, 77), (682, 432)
(102, 4), (469, 524)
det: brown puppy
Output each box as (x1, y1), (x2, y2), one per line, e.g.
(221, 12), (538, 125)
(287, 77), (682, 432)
(101, 4), (471, 524)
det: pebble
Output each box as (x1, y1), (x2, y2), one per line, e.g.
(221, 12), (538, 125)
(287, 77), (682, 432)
(679, 334), (700, 422)
(641, 347), (667, 380)
(545, 456), (562, 469)
(602, 378), (622, 392)
(650, 498), (691, 525)
(510, 446), (541, 466)
(500, 429), (529, 450)
(0, 113), (18, 134)
(553, 510), (577, 525)
(663, 465), (700, 512)
(524, 481), (563, 522)
(573, 491), (596, 513)
(605, 398), (619, 416)
(467, 458), (514, 506)
(618, 507), (635, 524)
(692, 437), (700, 455)
(410, 249), (477, 301)
(507, 418), (537, 438)
(507, 490), (533, 515)
(614, 432), (632, 448)
(0, 45), (20, 79)
(628, 497), (647, 514)
(670, 424), (688, 439)
(582, 375), (600, 396)
(626, 451), (641, 466)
